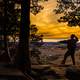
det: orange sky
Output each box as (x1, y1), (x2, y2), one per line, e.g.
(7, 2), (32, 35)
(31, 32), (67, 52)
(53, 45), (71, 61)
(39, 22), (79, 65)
(30, 0), (80, 39)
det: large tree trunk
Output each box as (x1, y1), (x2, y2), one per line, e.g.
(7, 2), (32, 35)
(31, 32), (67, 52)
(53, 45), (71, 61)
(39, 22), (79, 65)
(15, 0), (31, 74)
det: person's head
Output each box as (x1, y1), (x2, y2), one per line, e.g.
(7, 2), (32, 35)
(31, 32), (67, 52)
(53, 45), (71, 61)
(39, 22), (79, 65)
(71, 34), (75, 39)
(40, 35), (43, 37)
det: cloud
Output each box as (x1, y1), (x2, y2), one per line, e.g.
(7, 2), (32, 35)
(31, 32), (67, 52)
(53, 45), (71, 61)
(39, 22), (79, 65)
(30, 0), (80, 39)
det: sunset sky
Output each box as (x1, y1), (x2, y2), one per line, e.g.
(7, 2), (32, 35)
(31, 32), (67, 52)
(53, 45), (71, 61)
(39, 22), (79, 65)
(30, 0), (80, 39)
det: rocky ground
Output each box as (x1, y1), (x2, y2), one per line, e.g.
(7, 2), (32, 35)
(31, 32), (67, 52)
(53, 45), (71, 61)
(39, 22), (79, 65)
(30, 46), (80, 80)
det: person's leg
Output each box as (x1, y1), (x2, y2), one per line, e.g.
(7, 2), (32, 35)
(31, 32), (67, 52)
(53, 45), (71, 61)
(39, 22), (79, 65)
(61, 50), (70, 64)
(71, 53), (75, 65)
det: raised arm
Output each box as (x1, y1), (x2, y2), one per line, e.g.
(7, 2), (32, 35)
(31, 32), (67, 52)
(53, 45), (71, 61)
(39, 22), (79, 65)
(74, 35), (78, 42)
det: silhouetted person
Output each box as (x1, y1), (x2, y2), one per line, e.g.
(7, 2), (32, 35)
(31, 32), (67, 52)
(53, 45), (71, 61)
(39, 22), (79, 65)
(61, 34), (78, 65)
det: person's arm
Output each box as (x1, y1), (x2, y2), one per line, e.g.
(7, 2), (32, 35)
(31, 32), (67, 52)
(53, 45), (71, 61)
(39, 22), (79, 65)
(74, 36), (78, 42)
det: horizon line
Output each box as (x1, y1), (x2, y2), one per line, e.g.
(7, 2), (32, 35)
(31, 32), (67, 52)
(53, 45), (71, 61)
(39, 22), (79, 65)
(43, 38), (80, 42)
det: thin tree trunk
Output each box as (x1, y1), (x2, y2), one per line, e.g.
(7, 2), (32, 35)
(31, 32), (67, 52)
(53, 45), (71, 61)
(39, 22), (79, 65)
(3, 0), (10, 62)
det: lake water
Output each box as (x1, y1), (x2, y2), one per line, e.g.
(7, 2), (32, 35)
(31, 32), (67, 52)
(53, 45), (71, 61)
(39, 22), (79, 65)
(43, 39), (67, 42)
(43, 39), (80, 43)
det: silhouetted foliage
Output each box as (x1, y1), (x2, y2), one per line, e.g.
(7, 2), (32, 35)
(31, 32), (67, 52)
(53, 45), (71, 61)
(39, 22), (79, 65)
(30, 24), (43, 44)
(30, 0), (48, 15)
(54, 0), (80, 27)
(0, 0), (21, 63)
(0, 0), (20, 35)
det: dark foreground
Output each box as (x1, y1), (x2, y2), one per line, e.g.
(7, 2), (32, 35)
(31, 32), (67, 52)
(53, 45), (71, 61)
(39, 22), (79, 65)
(0, 52), (80, 80)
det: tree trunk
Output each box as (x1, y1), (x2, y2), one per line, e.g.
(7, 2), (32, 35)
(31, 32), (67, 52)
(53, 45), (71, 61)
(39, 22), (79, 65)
(15, 0), (31, 74)
(3, 0), (10, 62)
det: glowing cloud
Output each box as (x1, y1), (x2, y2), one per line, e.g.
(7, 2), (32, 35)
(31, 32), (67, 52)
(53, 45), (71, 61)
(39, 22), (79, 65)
(30, 0), (80, 39)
